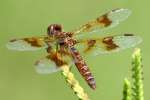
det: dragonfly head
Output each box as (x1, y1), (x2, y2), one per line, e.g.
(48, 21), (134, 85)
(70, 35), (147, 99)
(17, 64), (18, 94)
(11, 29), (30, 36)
(47, 24), (62, 36)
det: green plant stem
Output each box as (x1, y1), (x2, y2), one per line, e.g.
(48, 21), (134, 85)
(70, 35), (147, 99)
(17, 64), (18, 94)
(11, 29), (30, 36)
(122, 78), (132, 100)
(61, 65), (89, 100)
(131, 48), (144, 100)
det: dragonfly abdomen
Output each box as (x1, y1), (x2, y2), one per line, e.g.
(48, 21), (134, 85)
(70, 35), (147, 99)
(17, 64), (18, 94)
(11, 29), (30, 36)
(70, 47), (96, 90)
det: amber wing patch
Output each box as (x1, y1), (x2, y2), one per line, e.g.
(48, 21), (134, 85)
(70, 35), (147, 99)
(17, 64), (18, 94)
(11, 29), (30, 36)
(75, 34), (142, 55)
(6, 36), (50, 51)
(72, 8), (131, 35)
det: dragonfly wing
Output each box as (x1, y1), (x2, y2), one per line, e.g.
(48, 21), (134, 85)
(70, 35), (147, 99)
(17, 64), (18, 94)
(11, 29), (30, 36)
(35, 56), (61, 74)
(6, 36), (52, 51)
(35, 51), (72, 74)
(75, 34), (142, 56)
(72, 8), (131, 36)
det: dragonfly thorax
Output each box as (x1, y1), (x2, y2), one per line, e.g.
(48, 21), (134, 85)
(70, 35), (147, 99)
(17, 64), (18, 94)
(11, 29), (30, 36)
(59, 37), (77, 47)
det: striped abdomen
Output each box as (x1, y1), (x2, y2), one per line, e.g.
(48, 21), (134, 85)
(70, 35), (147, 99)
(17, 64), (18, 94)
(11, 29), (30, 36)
(70, 47), (96, 90)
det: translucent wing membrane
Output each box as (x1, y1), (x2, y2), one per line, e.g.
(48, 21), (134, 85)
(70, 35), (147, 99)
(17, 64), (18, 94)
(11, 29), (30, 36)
(35, 56), (61, 74)
(75, 34), (142, 56)
(72, 8), (131, 35)
(6, 36), (52, 51)
(35, 52), (72, 74)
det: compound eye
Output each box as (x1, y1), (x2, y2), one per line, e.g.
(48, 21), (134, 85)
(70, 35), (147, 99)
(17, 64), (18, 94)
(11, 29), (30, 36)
(54, 25), (62, 32)
(47, 24), (62, 36)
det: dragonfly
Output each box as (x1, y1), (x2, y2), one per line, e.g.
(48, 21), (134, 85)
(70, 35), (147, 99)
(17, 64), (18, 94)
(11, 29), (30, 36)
(6, 8), (142, 90)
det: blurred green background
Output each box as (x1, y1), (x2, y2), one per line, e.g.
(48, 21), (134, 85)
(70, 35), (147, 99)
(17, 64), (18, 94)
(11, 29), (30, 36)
(0, 0), (149, 100)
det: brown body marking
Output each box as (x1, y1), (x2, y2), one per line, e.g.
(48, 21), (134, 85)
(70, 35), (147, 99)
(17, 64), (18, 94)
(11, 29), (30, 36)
(70, 47), (96, 90)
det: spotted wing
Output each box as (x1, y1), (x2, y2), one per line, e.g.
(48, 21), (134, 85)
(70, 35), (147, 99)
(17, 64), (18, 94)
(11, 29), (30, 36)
(35, 51), (72, 74)
(72, 8), (131, 36)
(6, 36), (53, 51)
(75, 34), (142, 56)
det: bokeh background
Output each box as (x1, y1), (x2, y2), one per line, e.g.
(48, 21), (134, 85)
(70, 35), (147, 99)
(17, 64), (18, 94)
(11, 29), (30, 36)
(0, 0), (149, 100)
